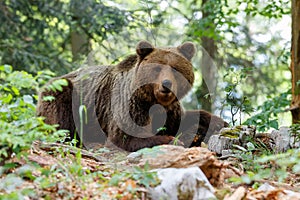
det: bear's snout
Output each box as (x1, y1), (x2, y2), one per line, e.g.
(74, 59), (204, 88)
(161, 79), (172, 93)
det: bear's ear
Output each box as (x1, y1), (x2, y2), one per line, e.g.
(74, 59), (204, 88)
(177, 42), (196, 61)
(136, 41), (154, 59)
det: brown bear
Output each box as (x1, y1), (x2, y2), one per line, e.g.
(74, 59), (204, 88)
(37, 41), (227, 151)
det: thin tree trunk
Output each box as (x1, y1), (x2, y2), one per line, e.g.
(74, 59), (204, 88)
(70, 0), (90, 62)
(291, 0), (300, 124)
(197, 0), (218, 112)
(71, 31), (89, 62)
(199, 36), (217, 113)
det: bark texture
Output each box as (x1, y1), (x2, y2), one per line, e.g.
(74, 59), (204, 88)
(291, 0), (300, 124)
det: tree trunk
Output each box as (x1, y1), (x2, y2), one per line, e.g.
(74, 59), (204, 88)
(197, 0), (218, 112)
(291, 0), (300, 124)
(71, 31), (89, 62)
(198, 36), (217, 113)
(70, 0), (90, 62)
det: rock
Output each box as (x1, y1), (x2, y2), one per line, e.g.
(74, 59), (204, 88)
(247, 182), (300, 199)
(269, 126), (300, 152)
(210, 126), (300, 154)
(290, 135), (300, 149)
(270, 126), (290, 153)
(137, 145), (226, 186)
(237, 125), (256, 144)
(289, 128), (300, 149)
(208, 135), (239, 155)
(150, 167), (216, 200)
(257, 182), (275, 191)
(207, 125), (256, 155)
(127, 152), (142, 163)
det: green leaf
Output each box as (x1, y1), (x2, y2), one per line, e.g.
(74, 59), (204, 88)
(2, 94), (13, 103)
(109, 174), (125, 186)
(0, 65), (13, 73)
(15, 165), (36, 180)
(46, 79), (68, 92)
(246, 142), (256, 151)
(23, 95), (33, 105)
(269, 120), (279, 130)
(11, 87), (20, 96)
(293, 163), (300, 173)
(42, 96), (55, 102)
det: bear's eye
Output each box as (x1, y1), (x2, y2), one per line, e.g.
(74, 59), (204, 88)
(154, 66), (161, 72)
(171, 67), (179, 74)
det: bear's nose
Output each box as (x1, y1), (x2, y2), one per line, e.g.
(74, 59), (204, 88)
(162, 79), (172, 90)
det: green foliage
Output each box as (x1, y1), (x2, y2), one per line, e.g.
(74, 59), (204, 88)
(0, 65), (66, 163)
(230, 0), (290, 18)
(44, 79), (68, 93)
(187, 0), (240, 41)
(227, 134), (274, 176)
(173, 132), (183, 145)
(232, 148), (300, 185)
(156, 126), (167, 132)
(244, 91), (291, 132)
(41, 79), (69, 102)
(0, 0), (139, 74)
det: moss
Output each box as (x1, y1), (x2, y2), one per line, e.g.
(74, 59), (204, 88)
(235, 125), (244, 130)
(220, 128), (240, 138)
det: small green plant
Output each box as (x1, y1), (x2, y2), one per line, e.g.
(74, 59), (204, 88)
(173, 132), (183, 145)
(289, 123), (300, 145)
(231, 148), (300, 185)
(231, 144), (257, 170)
(157, 126), (167, 132)
(231, 139), (273, 172)
(221, 67), (253, 125)
(78, 105), (88, 148)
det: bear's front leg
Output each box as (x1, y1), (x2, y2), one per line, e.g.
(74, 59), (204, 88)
(179, 110), (228, 147)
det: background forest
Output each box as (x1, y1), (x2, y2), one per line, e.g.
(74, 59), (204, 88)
(1, 0), (299, 199)
(0, 0), (292, 129)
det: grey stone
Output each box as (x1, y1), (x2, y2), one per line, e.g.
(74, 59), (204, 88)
(127, 152), (143, 163)
(207, 125), (256, 155)
(270, 126), (290, 153)
(257, 182), (300, 199)
(289, 130), (300, 149)
(238, 125), (256, 144)
(208, 135), (239, 155)
(257, 183), (275, 191)
(150, 167), (216, 200)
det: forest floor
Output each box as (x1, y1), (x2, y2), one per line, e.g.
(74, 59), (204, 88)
(1, 141), (300, 200)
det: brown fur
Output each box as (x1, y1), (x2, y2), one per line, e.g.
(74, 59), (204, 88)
(37, 41), (227, 151)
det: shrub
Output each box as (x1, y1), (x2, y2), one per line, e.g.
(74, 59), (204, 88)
(0, 65), (67, 164)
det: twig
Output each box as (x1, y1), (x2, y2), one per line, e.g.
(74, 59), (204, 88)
(32, 141), (107, 163)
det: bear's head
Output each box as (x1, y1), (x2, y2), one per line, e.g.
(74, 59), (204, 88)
(134, 41), (196, 106)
